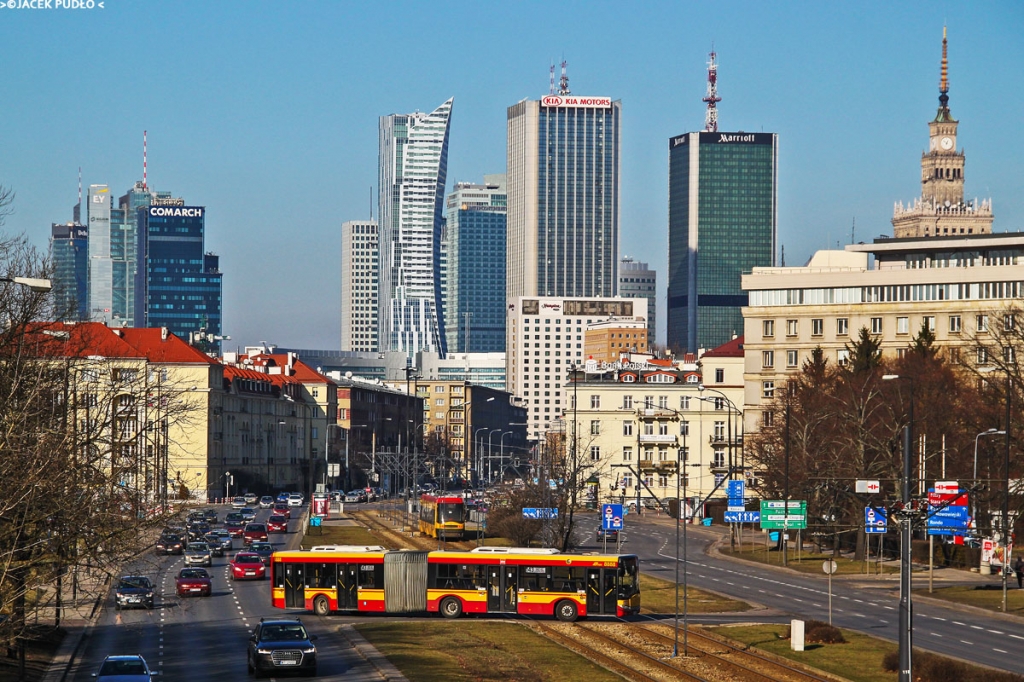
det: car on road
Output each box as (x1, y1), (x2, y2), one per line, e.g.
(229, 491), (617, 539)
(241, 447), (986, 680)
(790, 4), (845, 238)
(258, 495), (274, 508)
(247, 618), (318, 678)
(186, 521), (211, 542)
(225, 519), (246, 538)
(230, 552), (266, 580)
(276, 492), (290, 502)
(243, 523), (269, 546)
(287, 493), (304, 507)
(249, 541), (275, 565)
(596, 526), (619, 543)
(154, 533), (184, 556)
(175, 567), (212, 598)
(266, 514), (288, 533)
(93, 654), (155, 681)
(231, 496), (247, 509)
(272, 502), (292, 518)
(114, 576), (154, 610)
(206, 528), (233, 550)
(202, 508), (219, 524)
(203, 533), (226, 557)
(240, 507), (258, 521)
(243, 492), (258, 505)
(184, 541), (213, 567)
(344, 489), (366, 503)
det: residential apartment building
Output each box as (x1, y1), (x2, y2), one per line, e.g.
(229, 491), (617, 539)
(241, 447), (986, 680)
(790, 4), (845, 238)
(583, 318), (649, 364)
(340, 219), (379, 352)
(506, 91), (621, 301)
(618, 257), (657, 341)
(506, 296), (648, 441)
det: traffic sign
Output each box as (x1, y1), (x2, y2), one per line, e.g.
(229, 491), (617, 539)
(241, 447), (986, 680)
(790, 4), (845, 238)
(602, 504), (624, 531)
(822, 560), (838, 575)
(855, 480), (881, 494)
(759, 500), (807, 530)
(724, 511), (760, 523)
(927, 489), (969, 536)
(727, 480), (746, 512)
(522, 508), (559, 519)
(865, 506), (887, 534)
(935, 480), (959, 494)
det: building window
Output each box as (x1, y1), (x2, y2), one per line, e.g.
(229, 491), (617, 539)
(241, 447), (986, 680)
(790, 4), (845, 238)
(1005, 347), (1016, 364)
(590, 395), (600, 409)
(949, 315), (962, 333)
(643, 396), (654, 409)
(680, 420), (689, 436)
(897, 348), (908, 359)
(871, 317), (883, 335)
(656, 395), (667, 409)
(923, 315), (936, 332)
(837, 318), (849, 336)
(837, 349), (850, 367)
(715, 368), (724, 383)
(977, 315), (989, 333)
(622, 446), (632, 462)
(1005, 315), (1017, 331)
(643, 422), (655, 436)
(590, 420), (600, 436)
(897, 317), (909, 334)
(713, 421), (725, 440)
(811, 319), (823, 336)
(949, 347), (961, 364)
(713, 449), (725, 468)
(977, 347), (989, 364)
(623, 421), (633, 436)
(787, 350), (798, 368)
(763, 319), (775, 338)
(658, 475), (669, 488)
(762, 351), (774, 369)
(590, 446), (601, 461)
(622, 395), (633, 409)
(786, 319), (798, 336)
(762, 381), (775, 399)
(762, 411), (775, 428)
(680, 396), (690, 410)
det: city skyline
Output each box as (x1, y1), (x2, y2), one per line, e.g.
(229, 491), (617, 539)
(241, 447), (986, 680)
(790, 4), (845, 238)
(2, 2), (1021, 349)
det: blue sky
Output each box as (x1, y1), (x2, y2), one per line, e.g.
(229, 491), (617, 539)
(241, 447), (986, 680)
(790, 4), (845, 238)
(2, 1), (1022, 349)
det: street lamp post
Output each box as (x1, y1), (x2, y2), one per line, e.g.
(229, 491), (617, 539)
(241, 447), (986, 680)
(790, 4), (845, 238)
(487, 429), (502, 481)
(980, 366), (1015, 612)
(0, 276), (52, 292)
(882, 373), (914, 682)
(474, 426), (489, 485)
(974, 428), (1005, 524)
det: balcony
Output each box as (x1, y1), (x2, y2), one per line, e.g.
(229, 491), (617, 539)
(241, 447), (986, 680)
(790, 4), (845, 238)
(639, 434), (677, 445)
(709, 434), (743, 446)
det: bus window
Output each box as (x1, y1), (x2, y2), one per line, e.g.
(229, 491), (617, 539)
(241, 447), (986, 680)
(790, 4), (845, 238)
(438, 503), (464, 524)
(273, 561), (285, 589)
(618, 557), (639, 597)
(521, 565), (552, 591)
(307, 563), (337, 589)
(358, 563), (378, 589)
(551, 566), (584, 592)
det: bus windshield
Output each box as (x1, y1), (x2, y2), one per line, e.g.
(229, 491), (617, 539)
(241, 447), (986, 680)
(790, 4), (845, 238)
(438, 503), (464, 523)
(619, 556), (639, 597)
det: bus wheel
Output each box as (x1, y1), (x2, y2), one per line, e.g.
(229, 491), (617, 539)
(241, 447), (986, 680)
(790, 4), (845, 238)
(440, 597), (463, 619)
(313, 595), (330, 616)
(555, 600), (578, 622)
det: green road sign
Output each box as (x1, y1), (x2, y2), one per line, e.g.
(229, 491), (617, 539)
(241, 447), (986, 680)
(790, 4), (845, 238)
(759, 500), (808, 530)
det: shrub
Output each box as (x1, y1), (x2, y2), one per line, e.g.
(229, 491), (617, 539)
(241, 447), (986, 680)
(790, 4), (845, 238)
(804, 619), (845, 644)
(882, 649), (1024, 681)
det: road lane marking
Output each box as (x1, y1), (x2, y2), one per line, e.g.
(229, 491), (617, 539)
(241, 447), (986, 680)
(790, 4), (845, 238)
(995, 648), (1008, 654)
(931, 632), (942, 637)
(961, 640), (973, 645)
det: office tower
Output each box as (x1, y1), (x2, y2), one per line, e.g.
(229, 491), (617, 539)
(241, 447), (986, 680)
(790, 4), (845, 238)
(618, 256), (656, 341)
(667, 131), (778, 353)
(506, 89), (621, 301)
(378, 98), (454, 356)
(112, 181), (175, 326)
(340, 219), (379, 352)
(506, 295), (647, 441)
(87, 184), (114, 324)
(892, 28), (992, 238)
(50, 222), (89, 320)
(135, 204), (223, 350)
(444, 175), (507, 353)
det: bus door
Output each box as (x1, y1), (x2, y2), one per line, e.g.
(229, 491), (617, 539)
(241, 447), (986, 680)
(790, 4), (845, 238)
(487, 566), (502, 611)
(503, 565), (518, 611)
(586, 568), (602, 614)
(487, 564), (518, 612)
(337, 563), (358, 609)
(283, 563), (304, 608)
(602, 569), (617, 614)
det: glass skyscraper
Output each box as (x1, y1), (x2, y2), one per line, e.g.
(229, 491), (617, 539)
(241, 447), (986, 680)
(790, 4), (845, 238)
(87, 184), (114, 323)
(135, 204), (223, 350)
(50, 222), (89, 321)
(444, 175), (507, 353)
(667, 131), (777, 353)
(378, 98), (453, 357)
(507, 94), (620, 300)
(618, 256), (657, 341)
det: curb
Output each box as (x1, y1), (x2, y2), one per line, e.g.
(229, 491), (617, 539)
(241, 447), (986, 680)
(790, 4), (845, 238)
(337, 623), (408, 682)
(41, 585), (106, 682)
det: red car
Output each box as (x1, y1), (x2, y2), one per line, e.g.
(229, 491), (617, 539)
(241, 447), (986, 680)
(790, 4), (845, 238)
(266, 515), (288, 533)
(242, 523), (269, 546)
(272, 502), (291, 519)
(230, 552), (266, 581)
(225, 520), (246, 538)
(175, 567), (212, 597)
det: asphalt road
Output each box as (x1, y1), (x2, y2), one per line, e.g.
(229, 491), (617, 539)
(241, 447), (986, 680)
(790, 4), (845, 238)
(608, 515), (1024, 675)
(68, 506), (386, 682)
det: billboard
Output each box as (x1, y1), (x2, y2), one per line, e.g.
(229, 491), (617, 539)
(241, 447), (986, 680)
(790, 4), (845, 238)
(541, 95), (612, 109)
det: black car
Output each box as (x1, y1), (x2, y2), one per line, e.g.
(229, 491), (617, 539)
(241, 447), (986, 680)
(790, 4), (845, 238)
(114, 575), (155, 610)
(155, 533), (184, 555)
(202, 508), (220, 524)
(596, 526), (619, 543)
(187, 522), (211, 542)
(204, 533), (226, 557)
(247, 618), (317, 677)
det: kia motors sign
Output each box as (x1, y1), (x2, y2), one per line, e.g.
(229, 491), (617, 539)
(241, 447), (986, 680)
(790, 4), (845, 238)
(541, 95), (612, 108)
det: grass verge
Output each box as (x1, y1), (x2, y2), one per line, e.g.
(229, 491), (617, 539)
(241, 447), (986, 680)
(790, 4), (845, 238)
(640, 571), (750, 613)
(915, 583), (1024, 616)
(299, 524), (393, 549)
(355, 621), (622, 682)
(721, 544), (899, 575)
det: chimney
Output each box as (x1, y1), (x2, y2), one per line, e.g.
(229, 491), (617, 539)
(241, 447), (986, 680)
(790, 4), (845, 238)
(161, 327), (168, 341)
(287, 352), (296, 375)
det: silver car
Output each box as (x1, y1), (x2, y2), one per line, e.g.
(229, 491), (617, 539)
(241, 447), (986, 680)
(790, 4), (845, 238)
(183, 541), (212, 567)
(206, 529), (233, 551)
(94, 654), (155, 681)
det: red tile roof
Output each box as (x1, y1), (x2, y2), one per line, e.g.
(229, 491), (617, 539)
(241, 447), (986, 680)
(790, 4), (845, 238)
(700, 336), (745, 358)
(118, 328), (219, 364)
(22, 322), (146, 358)
(241, 354), (334, 384)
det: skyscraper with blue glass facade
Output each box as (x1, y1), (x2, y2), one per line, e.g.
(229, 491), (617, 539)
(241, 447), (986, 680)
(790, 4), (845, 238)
(50, 221), (89, 321)
(667, 131), (777, 353)
(444, 175), (507, 353)
(135, 204), (223, 350)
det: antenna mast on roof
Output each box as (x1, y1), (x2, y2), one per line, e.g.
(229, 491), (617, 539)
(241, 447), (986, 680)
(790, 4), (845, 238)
(549, 62), (555, 95)
(703, 48), (721, 132)
(143, 130), (148, 190)
(558, 59), (570, 95)
(77, 166), (82, 206)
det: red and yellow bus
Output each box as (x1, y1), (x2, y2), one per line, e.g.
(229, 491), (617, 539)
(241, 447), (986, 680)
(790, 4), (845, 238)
(418, 494), (465, 540)
(270, 545), (640, 621)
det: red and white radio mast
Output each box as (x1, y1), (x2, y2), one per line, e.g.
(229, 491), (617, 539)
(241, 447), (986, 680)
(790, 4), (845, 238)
(703, 49), (721, 132)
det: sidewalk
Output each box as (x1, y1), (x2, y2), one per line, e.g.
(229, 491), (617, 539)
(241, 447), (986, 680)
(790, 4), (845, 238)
(40, 568), (109, 682)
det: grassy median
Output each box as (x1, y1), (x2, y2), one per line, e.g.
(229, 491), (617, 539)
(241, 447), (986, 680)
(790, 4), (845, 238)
(640, 571), (750, 613)
(915, 583), (1024, 616)
(355, 621), (622, 682)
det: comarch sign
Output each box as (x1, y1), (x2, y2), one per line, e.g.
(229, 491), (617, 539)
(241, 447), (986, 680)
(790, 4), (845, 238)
(541, 95), (612, 109)
(149, 206), (204, 218)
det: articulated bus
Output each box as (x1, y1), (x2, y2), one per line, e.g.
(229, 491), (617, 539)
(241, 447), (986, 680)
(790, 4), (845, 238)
(418, 494), (465, 540)
(270, 545), (640, 621)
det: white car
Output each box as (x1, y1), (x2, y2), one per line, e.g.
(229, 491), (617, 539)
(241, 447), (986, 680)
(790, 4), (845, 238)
(287, 493), (304, 507)
(231, 496), (247, 509)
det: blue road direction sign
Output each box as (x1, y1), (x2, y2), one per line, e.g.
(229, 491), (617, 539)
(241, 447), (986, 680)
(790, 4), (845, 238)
(522, 508), (559, 519)
(723, 511), (761, 523)
(602, 504), (624, 530)
(865, 506), (888, 534)
(927, 489), (969, 537)
(727, 480), (746, 512)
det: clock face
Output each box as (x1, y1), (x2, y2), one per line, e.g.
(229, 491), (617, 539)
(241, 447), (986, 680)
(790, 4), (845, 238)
(940, 136), (954, 150)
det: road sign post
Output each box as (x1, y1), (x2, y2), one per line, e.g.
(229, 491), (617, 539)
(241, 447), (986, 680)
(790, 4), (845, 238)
(823, 560), (838, 625)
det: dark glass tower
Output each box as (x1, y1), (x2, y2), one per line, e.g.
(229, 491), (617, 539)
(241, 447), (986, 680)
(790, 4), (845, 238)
(135, 205), (223, 350)
(50, 222), (89, 321)
(667, 131), (777, 353)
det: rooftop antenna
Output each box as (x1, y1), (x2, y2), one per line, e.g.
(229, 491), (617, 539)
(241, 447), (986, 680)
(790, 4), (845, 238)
(77, 166), (82, 206)
(549, 62), (555, 95)
(851, 216), (856, 244)
(369, 185), (373, 220)
(142, 130), (148, 190)
(703, 47), (721, 132)
(558, 58), (570, 95)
